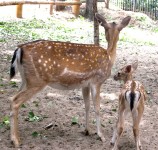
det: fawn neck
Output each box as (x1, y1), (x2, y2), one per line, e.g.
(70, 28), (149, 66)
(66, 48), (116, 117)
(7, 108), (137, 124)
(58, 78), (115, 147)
(124, 74), (133, 83)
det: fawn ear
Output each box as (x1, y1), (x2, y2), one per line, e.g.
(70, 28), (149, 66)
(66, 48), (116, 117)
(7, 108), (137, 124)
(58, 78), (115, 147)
(131, 60), (138, 71)
(118, 16), (131, 31)
(95, 13), (110, 29)
(125, 65), (132, 73)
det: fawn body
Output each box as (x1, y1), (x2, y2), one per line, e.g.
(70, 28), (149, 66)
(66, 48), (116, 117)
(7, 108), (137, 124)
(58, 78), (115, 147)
(111, 61), (146, 150)
(10, 14), (131, 147)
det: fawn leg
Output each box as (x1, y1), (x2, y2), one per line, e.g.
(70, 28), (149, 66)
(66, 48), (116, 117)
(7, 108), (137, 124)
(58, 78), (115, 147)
(132, 108), (144, 150)
(111, 104), (125, 150)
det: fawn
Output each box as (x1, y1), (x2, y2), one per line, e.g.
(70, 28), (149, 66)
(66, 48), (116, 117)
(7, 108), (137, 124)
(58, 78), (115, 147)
(111, 61), (146, 150)
(9, 13), (131, 147)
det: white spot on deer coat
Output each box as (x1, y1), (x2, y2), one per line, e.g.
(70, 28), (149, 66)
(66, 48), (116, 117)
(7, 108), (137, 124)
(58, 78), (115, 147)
(38, 59), (41, 63)
(48, 46), (52, 49)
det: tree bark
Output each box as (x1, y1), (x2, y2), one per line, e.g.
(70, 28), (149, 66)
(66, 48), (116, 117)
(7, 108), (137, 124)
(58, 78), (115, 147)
(93, 0), (99, 45)
(105, 0), (110, 9)
(84, 0), (93, 20)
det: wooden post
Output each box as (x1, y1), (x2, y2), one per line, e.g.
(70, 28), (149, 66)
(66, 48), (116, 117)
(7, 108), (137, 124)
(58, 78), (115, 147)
(50, 0), (53, 15)
(16, 4), (23, 18)
(72, 0), (80, 17)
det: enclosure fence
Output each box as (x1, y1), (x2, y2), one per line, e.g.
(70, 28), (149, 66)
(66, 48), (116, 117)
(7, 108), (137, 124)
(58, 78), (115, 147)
(110, 0), (158, 20)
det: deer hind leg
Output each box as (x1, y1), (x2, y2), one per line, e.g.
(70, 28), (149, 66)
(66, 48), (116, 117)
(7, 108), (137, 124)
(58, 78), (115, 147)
(82, 86), (90, 135)
(111, 105), (125, 150)
(10, 86), (44, 148)
(132, 108), (143, 150)
(90, 84), (105, 142)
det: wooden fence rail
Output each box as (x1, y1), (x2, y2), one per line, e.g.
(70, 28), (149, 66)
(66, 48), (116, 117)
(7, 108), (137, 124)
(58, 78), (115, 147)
(0, 0), (82, 18)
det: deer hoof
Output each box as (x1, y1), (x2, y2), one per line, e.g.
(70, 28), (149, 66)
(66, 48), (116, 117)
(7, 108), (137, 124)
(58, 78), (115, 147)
(84, 129), (90, 135)
(11, 137), (21, 148)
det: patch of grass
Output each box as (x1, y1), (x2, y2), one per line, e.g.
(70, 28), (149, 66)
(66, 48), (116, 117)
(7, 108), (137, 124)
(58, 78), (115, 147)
(21, 104), (27, 108)
(0, 39), (5, 42)
(10, 81), (18, 88)
(25, 111), (44, 122)
(0, 16), (93, 44)
(0, 116), (10, 128)
(32, 131), (41, 138)
(71, 116), (79, 125)
(0, 15), (157, 47)
(151, 27), (158, 33)
(119, 29), (156, 46)
(25, 111), (47, 122)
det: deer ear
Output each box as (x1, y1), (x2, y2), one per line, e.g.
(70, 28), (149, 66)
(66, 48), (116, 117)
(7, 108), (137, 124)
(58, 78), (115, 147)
(95, 13), (109, 29)
(125, 65), (132, 73)
(118, 16), (131, 31)
(132, 60), (138, 71)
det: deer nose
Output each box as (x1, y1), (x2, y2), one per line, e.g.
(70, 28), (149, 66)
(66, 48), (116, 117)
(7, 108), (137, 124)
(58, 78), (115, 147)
(113, 75), (118, 81)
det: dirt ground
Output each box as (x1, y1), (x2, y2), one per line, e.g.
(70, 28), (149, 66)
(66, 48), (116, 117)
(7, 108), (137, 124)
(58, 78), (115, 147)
(0, 3), (158, 150)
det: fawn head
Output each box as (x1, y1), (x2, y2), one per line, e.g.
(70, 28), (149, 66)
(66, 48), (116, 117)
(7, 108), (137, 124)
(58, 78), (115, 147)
(114, 61), (138, 82)
(95, 13), (131, 50)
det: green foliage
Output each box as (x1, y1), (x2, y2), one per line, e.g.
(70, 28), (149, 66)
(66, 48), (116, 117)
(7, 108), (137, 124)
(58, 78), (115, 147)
(71, 116), (78, 125)
(0, 17), (93, 44)
(32, 131), (40, 137)
(0, 116), (10, 128)
(152, 27), (158, 32)
(25, 111), (43, 122)
(0, 15), (157, 48)
(21, 104), (27, 108)
(119, 28), (157, 46)
(10, 81), (18, 88)
(111, 108), (117, 112)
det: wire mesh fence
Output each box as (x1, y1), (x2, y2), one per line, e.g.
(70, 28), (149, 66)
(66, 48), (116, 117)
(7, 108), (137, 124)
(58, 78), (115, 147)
(110, 0), (158, 20)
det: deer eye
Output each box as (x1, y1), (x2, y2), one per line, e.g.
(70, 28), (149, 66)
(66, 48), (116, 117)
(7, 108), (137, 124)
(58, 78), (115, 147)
(118, 72), (121, 76)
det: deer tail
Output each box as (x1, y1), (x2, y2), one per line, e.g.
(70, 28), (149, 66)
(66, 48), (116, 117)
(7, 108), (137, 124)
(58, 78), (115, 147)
(10, 48), (23, 80)
(125, 81), (140, 111)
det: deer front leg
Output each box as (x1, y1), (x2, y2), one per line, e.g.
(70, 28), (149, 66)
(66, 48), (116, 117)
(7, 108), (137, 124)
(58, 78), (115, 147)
(82, 87), (90, 135)
(91, 84), (105, 142)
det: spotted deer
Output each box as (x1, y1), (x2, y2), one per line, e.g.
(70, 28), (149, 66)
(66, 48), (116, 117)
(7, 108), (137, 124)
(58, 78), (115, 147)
(10, 13), (131, 147)
(111, 61), (146, 150)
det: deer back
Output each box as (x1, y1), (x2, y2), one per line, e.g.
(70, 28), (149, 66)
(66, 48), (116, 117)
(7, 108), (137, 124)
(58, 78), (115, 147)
(17, 40), (111, 89)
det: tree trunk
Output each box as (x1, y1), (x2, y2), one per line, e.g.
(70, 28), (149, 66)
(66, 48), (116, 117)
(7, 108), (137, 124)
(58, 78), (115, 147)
(105, 0), (110, 9)
(93, 0), (99, 45)
(84, 0), (93, 20)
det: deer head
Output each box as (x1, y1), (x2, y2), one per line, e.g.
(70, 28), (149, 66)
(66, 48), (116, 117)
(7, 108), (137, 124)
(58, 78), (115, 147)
(95, 13), (131, 65)
(114, 60), (138, 83)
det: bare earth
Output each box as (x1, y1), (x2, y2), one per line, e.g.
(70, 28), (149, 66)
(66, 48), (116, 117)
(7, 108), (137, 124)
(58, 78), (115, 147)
(0, 4), (158, 150)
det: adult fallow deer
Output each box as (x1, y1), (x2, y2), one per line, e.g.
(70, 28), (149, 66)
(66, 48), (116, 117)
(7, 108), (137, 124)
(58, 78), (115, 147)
(10, 13), (131, 147)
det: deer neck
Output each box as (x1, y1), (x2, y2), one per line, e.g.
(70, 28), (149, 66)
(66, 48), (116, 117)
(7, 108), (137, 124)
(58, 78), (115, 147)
(107, 39), (118, 66)
(124, 75), (133, 83)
